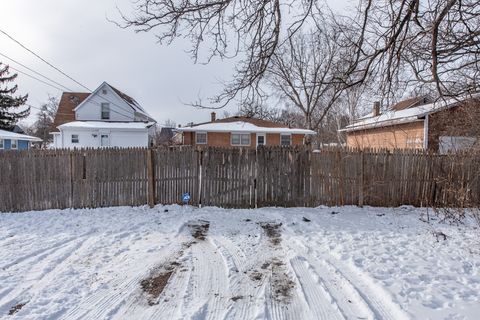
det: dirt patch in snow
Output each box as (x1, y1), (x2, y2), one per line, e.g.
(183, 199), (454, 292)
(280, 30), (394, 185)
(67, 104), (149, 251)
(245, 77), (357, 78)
(8, 302), (26, 315)
(268, 258), (295, 301)
(188, 220), (210, 240)
(141, 260), (182, 305)
(141, 270), (174, 305)
(259, 222), (282, 245)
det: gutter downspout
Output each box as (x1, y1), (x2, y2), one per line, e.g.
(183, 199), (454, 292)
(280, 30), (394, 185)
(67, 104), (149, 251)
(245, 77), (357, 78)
(423, 114), (429, 150)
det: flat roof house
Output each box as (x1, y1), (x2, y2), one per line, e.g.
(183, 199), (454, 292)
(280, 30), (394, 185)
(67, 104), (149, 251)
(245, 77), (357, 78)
(178, 113), (316, 148)
(341, 96), (480, 153)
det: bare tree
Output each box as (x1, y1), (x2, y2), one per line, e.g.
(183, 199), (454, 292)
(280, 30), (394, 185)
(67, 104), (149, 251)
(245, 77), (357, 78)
(31, 95), (58, 147)
(119, 1), (480, 108)
(237, 101), (281, 121)
(266, 20), (348, 131)
(337, 0), (480, 98)
(117, 0), (316, 108)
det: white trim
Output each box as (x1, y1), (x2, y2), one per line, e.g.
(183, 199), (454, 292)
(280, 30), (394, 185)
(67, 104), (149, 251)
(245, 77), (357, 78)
(195, 132), (207, 145)
(280, 133), (292, 146)
(10, 139), (18, 150)
(100, 134), (110, 147)
(256, 133), (266, 147)
(71, 134), (80, 144)
(423, 114), (429, 150)
(101, 102), (110, 120)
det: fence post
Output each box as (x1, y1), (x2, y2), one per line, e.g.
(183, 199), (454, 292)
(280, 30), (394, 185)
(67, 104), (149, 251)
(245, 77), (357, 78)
(70, 151), (74, 208)
(147, 148), (155, 208)
(198, 148), (203, 208)
(358, 150), (364, 207)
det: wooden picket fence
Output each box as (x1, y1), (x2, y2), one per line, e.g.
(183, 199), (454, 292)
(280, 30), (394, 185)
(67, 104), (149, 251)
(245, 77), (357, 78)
(1, 146), (479, 212)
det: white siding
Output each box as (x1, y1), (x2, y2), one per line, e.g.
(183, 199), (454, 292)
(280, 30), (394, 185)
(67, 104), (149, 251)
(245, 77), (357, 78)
(57, 128), (149, 149)
(439, 136), (478, 154)
(75, 84), (135, 121)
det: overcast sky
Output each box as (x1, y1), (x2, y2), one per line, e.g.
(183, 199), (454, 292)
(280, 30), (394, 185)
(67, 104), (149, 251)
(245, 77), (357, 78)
(1, 0), (351, 127)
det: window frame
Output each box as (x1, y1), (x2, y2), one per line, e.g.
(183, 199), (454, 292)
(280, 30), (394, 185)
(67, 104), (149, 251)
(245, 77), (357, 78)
(280, 133), (292, 146)
(101, 102), (110, 120)
(10, 139), (18, 150)
(0, 138), (3, 149)
(100, 134), (110, 147)
(71, 134), (79, 144)
(195, 132), (208, 145)
(256, 133), (266, 147)
(231, 133), (251, 146)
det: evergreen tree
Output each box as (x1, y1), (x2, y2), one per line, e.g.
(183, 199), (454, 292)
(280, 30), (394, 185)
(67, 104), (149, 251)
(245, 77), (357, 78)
(0, 62), (29, 130)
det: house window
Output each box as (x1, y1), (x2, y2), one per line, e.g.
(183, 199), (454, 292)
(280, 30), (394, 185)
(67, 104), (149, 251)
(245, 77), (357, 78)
(196, 132), (207, 144)
(0, 139), (3, 149)
(11, 140), (17, 149)
(101, 103), (110, 120)
(71, 134), (79, 144)
(280, 134), (291, 146)
(100, 134), (109, 147)
(102, 89), (107, 95)
(231, 133), (251, 146)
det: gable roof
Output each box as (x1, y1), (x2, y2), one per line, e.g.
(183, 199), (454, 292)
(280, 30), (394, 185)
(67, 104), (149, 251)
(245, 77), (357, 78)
(52, 92), (90, 130)
(0, 129), (42, 142)
(342, 96), (479, 132)
(73, 82), (154, 120)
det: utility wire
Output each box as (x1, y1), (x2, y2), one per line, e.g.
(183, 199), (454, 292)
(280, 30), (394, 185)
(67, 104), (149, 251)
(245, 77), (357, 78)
(0, 51), (74, 92)
(0, 30), (153, 120)
(0, 28), (92, 92)
(8, 66), (66, 92)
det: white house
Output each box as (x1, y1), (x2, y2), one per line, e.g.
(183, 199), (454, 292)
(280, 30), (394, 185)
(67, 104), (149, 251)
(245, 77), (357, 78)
(51, 82), (156, 148)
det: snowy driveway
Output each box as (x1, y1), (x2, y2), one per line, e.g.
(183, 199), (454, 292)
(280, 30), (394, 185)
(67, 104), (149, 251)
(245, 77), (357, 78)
(0, 205), (479, 319)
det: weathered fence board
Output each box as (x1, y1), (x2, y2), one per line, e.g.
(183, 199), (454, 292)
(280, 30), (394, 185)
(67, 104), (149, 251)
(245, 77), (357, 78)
(1, 146), (480, 212)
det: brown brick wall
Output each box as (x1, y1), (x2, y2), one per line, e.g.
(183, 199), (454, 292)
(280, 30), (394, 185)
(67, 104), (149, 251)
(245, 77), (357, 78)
(427, 103), (480, 152)
(292, 134), (304, 146)
(346, 121), (425, 150)
(183, 132), (307, 148)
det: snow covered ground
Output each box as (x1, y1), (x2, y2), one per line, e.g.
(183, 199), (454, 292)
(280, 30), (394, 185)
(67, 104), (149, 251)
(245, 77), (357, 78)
(0, 205), (479, 320)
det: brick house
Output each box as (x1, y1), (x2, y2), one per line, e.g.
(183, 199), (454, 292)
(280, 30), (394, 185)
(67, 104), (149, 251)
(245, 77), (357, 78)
(341, 96), (480, 153)
(178, 113), (316, 148)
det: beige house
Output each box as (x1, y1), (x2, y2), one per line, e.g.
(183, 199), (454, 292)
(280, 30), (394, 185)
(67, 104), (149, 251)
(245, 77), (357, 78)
(341, 96), (480, 153)
(178, 113), (316, 148)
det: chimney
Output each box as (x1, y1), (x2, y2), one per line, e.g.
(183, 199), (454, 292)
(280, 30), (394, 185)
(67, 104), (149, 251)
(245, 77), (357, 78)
(373, 101), (380, 117)
(211, 112), (216, 122)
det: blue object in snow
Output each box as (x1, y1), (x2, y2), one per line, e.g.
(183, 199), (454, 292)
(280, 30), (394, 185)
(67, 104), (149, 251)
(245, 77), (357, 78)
(182, 192), (191, 205)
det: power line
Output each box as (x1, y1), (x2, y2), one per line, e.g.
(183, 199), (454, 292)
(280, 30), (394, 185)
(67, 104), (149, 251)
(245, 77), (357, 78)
(0, 51), (74, 92)
(0, 28), (92, 92)
(0, 30), (153, 120)
(3, 58), (137, 119)
(8, 66), (66, 92)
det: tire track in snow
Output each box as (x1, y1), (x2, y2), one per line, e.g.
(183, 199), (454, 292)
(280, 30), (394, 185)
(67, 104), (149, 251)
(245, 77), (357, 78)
(289, 256), (346, 320)
(0, 234), (89, 270)
(212, 236), (269, 320)
(0, 235), (92, 316)
(62, 241), (181, 320)
(180, 238), (231, 320)
(290, 237), (410, 320)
